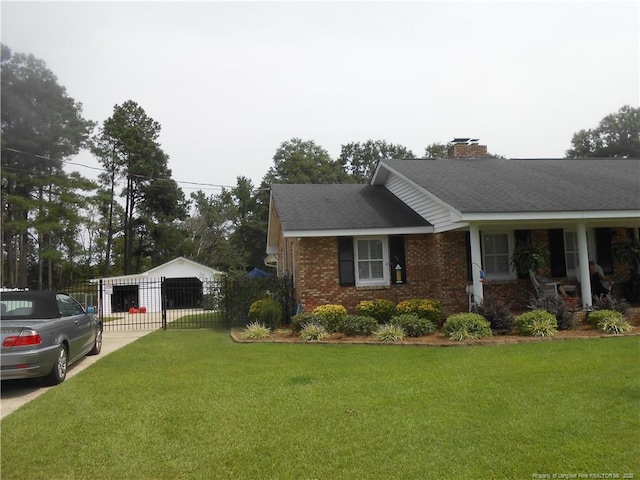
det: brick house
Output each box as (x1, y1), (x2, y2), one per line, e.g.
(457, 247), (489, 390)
(266, 142), (640, 317)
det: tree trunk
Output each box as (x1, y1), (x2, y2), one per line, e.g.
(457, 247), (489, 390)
(103, 162), (116, 277)
(38, 231), (44, 290)
(47, 256), (53, 290)
(123, 175), (131, 274)
(37, 186), (44, 290)
(4, 225), (15, 288)
(19, 226), (28, 288)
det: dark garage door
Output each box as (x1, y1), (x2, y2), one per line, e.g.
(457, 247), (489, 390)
(164, 277), (203, 309)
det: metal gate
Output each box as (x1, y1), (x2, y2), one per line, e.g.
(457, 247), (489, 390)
(95, 276), (224, 331)
(64, 276), (222, 331)
(64, 274), (293, 331)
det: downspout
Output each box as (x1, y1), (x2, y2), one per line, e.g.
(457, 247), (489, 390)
(469, 224), (484, 305)
(576, 222), (592, 309)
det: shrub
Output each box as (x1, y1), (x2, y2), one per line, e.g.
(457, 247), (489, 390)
(443, 313), (492, 341)
(241, 322), (271, 339)
(587, 309), (632, 334)
(248, 298), (283, 329)
(312, 304), (348, 333)
(300, 322), (329, 341)
(396, 298), (441, 324)
(515, 310), (558, 337)
(356, 299), (396, 323)
(201, 293), (219, 311)
(340, 315), (379, 336)
(597, 316), (633, 335)
(391, 313), (436, 337)
(587, 309), (622, 327)
(291, 313), (323, 333)
(592, 295), (630, 315)
(471, 298), (515, 335)
(528, 291), (573, 330)
(374, 323), (406, 343)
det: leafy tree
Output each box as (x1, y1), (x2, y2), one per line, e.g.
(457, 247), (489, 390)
(425, 141), (505, 159)
(228, 177), (269, 270)
(263, 138), (350, 185)
(185, 177), (268, 273)
(1, 44), (95, 288)
(566, 105), (640, 158)
(184, 189), (236, 269)
(338, 140), (414, 183)
(424, 142), (449, 158)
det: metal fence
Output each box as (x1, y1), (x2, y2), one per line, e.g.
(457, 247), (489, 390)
(63, 275), (294, 332)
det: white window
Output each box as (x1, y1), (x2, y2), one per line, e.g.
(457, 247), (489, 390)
(355, 237), (389, 286)
(564, 231), (578, 277)
(481, 232), (515, 280)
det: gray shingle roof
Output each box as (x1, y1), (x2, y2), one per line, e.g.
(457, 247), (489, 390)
(380, 158), (640, 213)
(270, 184), (432, 232)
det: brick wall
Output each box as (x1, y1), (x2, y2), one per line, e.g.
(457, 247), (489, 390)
(285, 227), (637, 320)
(293, 233), (477, 320)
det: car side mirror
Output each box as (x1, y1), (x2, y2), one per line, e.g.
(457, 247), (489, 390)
(86, 306), (96, 314)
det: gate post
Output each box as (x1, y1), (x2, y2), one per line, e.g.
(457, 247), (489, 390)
(224, 276), (230, 329)
(99, 279), (104, 325)
(161, 276), (167, 330)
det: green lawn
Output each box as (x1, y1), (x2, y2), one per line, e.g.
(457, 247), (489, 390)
(166, 311), (225, 329)
(1, 331), (638, 480)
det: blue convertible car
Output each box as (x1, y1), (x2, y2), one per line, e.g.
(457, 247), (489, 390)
(1, 291), (102, 385)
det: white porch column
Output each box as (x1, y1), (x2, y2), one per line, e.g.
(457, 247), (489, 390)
(576, 222), (592, 309)
(469, 224), (484, 305)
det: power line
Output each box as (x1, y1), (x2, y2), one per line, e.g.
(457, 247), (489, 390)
(4, 148), (50, 160)
(2, 147), (237, 190)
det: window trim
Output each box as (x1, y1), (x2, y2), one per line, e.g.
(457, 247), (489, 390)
(354, 236), (390, 287)
(481, 231), (516, 281)
(563, 230), (579, 278)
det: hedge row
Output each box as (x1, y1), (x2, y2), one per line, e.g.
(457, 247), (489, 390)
(248, 297), (633, 341)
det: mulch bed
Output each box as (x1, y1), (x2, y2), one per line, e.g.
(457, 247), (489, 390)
(231, 323), (640, 347)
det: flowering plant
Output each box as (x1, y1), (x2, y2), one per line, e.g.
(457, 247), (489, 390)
(312, 304), (347, 332)
(396, 298), (441, 323)
(356, 299), (396, 323)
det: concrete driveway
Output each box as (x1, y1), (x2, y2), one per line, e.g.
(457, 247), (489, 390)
(0, 329), (154, 420)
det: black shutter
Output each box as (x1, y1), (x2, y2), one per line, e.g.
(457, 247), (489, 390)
(465, 232), (472, 283)
(389, 235), (407, 284)
(548, 229), (566, 277)
(337, 237), (355, 287)
(514, 230), (531, 245)
(514, 230), (531, 279)
(595, 228), (614, 275)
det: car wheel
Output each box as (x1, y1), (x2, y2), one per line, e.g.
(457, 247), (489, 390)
(44, 345), (68, 385)
(89, 327), (103, 356)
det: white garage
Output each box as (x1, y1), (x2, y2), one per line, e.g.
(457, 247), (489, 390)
(92, 257), (223, 315)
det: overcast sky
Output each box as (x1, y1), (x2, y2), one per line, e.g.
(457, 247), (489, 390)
(2, 1), (639, 193)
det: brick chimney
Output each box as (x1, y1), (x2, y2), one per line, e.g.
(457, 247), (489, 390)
(447, 138), (489, 158)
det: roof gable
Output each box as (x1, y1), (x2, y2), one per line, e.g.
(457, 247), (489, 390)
(91, 257), (222, 282)
(145, 257), (223, 277)
(376, 158), (640, 214)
